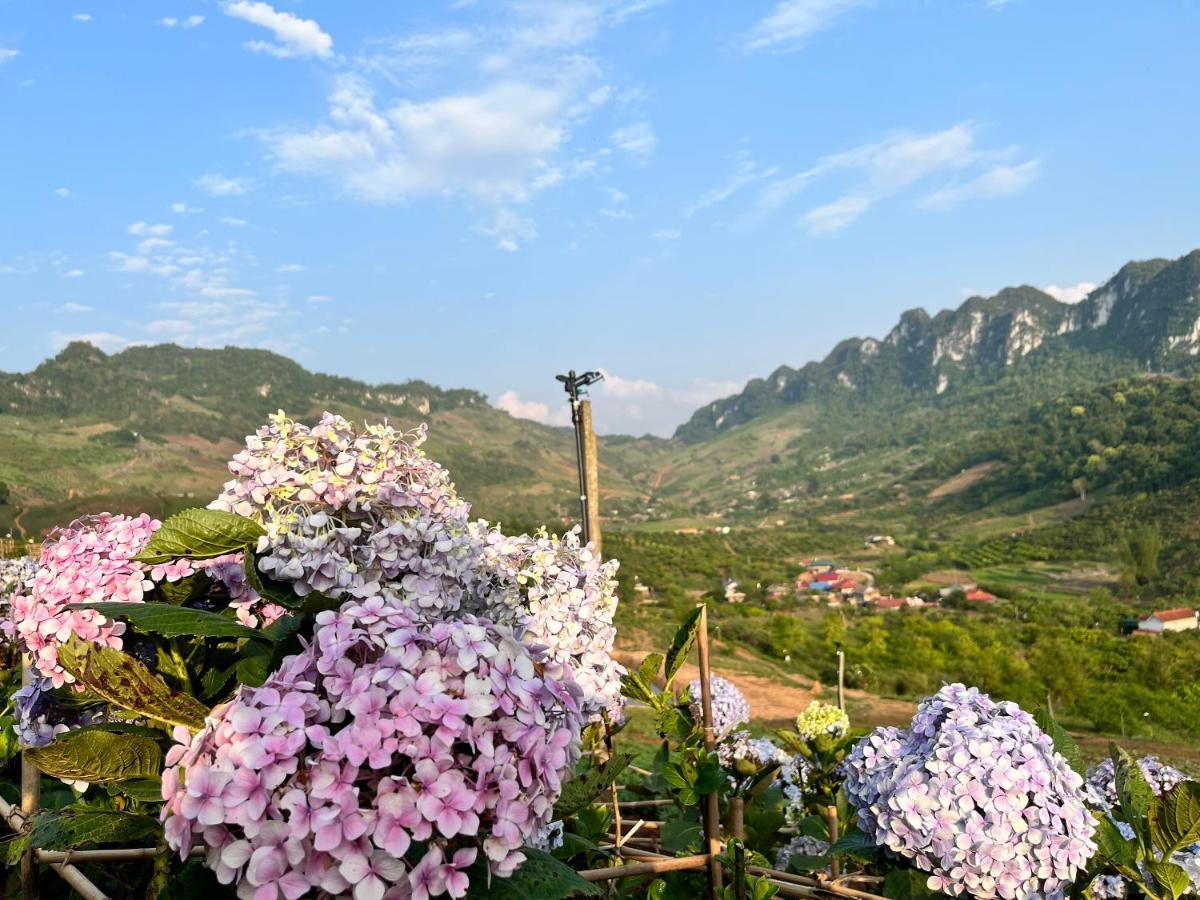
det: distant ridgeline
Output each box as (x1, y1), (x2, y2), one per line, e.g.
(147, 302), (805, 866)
(676, 250), (1200, 442)
(0, 342), (487, 442)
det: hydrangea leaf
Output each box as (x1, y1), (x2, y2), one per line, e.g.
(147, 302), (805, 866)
(242, 549), (305, 609)
(71, 602), (265, 640)
(1111, 743), (1156, 829)
(25, 728), (162, 786)
(133, 508), (265, 565)
(1146, 860), (1191, 900)
(663, 605), (703, 690)
(882, 868), (952, 900)
(554, 751), (633, 818)
(58, 635), (210, 730)
(5, 807), (160, 866)
(107, 777), (165, 802)
(1149, 781), (1200, 855)
(830, 826), (885, 861)
(466, 848), (600, 899)
(1034, 708), (1084, 777)
(1093, 814), (1140, 868)
(637, 652), (663, 688)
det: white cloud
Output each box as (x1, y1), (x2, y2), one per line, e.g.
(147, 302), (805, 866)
(109, 251), (151, 272)
(652, 228), (681, 240)
(0, 48), (20, 64)
(61, 271), (85, 280)
(919, 159), (1041, 211)
(220, 216), (250, 227)
(496, 390), (571, 427)
(802, 194), (870, 234)
(160, 14), (205, 28)
(171, 201), (203, 215)
(58, 301), (91, 312)
(128, 221), (174, 237)
(478, 208), (538, 252)
(740, 122), (1035, 233)
(306, 294), (332, 303)
(599, 207), (632, 220)
(73, 13), (92, 22)
(137, 237), (176, 254)
(146, 299), (288, 344)
(686, 155), (778, 217)
(742, 0), (869, 53)
(592, 371), (744, 436)
(195, 173), (250, 196)
(611, 121), (657, 161)
(1043, 281), (1097, 304)
(224, 1), (333, 59)
(51, 332), (131, 353)
(275, 263), (305, 273)
(55, 187), (71, 198)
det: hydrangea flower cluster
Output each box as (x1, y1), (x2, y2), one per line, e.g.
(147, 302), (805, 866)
(162, 598), (584, 900)
(842, 683), (1096, 899)
(794, 700), (849, 741)
(5, 513), (159, 687)
(1084, 755), (1186, 812)
(688, 675), (750, 740)
(774, 834), (831, 871)
(0, 555), (37, 618)
(471, 524), (624, 721)
(11, 673), (107, 749)
(718, 730), (790, 773)
(210, 412), (479, 615)
(780, 755), (813, 827)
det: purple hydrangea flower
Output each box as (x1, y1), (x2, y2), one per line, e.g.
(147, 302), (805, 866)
(688, 674), (750, 740)
(842, 683), (1096, 899)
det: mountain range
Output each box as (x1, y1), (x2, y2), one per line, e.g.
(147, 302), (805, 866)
(3, 248), (1200, 538)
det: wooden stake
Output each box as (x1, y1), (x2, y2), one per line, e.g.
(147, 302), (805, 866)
(579, 398), (602, 554)
(836, 647), (846, 713)
(696, 604), (723, 897)
(578, 854), (712, 882)
(20, 659), (40, 900)
(825, 804), (841, 879)
(728, 796), (745, 841)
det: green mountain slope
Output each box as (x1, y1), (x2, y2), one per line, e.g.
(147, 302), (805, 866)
(0, 343), (666, 536)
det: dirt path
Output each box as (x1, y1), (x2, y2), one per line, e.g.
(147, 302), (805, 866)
(928, 461), (998, 499)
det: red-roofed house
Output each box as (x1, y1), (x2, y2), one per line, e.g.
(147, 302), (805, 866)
(875, 596), (905, 611)
(1138, 608), (1198, 634)
(965, 589), (997, 604)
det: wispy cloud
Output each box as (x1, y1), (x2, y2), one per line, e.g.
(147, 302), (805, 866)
(611, 121), (657, 162)
(742, 0), (870, 53)
(224, 1), (333, 59)
(72, 13), (93, 23)
(919, 159), (1041, 211)
(58, 301), (91, 312)
(55, 187), (71, 198)
(686, 153), (778, 217)
(160, 15), (205, 29)
(0, 48), (20, 64)
(61, 270), (85, 280)
(195, 173), (251, 196)
(732, 121), (1037, 234)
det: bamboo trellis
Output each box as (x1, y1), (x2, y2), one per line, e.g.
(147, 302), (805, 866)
(2, 604), (887, 900)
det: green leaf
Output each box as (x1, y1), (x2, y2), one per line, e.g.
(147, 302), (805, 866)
(71, 602), (265, 640)
(660, 815), (703, 853)
(133, 508), (265, 565)
(620, 664), (656, 705)
(1034, 707), (1085, 777)
(108, 777), (165, 802)
(554, 752), (633, 819)
(6, 807), (160, 866)
(786, 854), (832, 873)
(882, 868), (951, 900)
(243, 550), (305, 609)
(1093, 814), (1140, 869)
(1147, 860), (1191, 900)
(1111, 744), (1156, 831)
(237, 639), (275, 688)
(26, 729), (162, 785)
(467, 848), (600, 899)
(58, 636), (210, 730)
(829, 826), (880, 858)
(1149, 781), (1200, 855)
(664, 606), (703, 690)
(638, 652), (664, 687)
(156, 572), (209, 607)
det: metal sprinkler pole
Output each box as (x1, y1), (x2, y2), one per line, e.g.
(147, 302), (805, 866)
(556, 369), (604, 549)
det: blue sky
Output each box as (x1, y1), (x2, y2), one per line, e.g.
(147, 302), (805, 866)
(2, 1), (1198, 436)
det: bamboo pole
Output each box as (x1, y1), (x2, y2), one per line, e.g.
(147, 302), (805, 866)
(825, 804), (841, 879)
(836, 647), (845, 712)
(579, 398), (602, 554)
(578, 853), (712, 882)
(20, 659), (41, 900)
(34, 847), (205, 863)
(728, 796), (745, 841)
(0, 792), (108, 900)
(696, 603), (723, 897)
